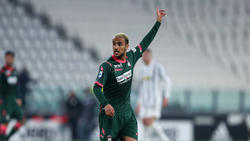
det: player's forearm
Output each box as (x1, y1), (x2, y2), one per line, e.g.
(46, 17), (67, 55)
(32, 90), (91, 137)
(93, 85), (109, 106)
(0, 90), (2, 99)
(163, 81), (172, 98)
(139, 21), (161, 52)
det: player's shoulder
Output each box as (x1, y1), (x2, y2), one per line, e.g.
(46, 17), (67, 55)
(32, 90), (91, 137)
(126, 50), (134, 58)
(127, 48), (134, 54)
(127, 48), (140, 63)
(13, 67), (18, 74)
(0, 66), (5, 74)
(127, 46), (140, 55)
(99, 57), (113, 69)
(153, 62), (164, 69)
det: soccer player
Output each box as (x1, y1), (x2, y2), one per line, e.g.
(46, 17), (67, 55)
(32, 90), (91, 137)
(135, 49), (172, 141)
(0, 51), (24, 141)
(93, 8), (166, 141)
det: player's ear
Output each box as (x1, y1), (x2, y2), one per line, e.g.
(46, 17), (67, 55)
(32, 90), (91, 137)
(125, 44), (129, 50)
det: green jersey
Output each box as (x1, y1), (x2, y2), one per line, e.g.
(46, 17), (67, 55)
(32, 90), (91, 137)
(94, 21), (161, 114)
(0, 65), (19, 102)
(0, 65), (23, 123)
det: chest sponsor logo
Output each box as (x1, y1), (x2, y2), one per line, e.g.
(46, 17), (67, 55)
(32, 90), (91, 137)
(8, 76), (17, 84)
(116, 70), (132, 84)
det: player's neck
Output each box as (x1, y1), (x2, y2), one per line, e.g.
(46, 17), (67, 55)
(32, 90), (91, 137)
(119, 55), (126, 61)
(5, 64), (13, 68)
(112, 54), (127, 63)
(145, 60), (152, 66)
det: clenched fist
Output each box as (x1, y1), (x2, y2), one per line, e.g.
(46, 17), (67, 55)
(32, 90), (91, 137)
(104, 104), (115, 117)
(157, 8), (167, 23)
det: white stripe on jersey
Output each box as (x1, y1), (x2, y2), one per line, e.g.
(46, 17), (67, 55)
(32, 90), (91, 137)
(138, 61), (172, 118)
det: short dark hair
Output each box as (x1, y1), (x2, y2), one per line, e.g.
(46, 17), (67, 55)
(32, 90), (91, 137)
(144, 49), (151, 53)
(5, 51), (15, 57)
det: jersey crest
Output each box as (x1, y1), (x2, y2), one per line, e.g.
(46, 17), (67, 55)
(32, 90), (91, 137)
(98, 71), (103, 79)
(98, 66), (104, 79)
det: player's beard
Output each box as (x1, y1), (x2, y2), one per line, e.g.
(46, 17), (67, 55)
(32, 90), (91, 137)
(116, 51), (126, 59)
(6, 62), (13, 67)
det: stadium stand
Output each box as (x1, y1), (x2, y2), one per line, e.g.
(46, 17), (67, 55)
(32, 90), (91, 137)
(27, 0), (249, 89)
(0, 0), (98, 114)
(1, 1), (250, 141)
(1, 0), (249, 115)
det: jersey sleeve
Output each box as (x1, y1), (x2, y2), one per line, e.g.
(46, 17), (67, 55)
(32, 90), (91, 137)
(94, 63), (109, 88)
(0, 73), (3, 99)
(158, 64), (172, 98)
(0, 69), (5, 99)
(93, 63), (110, 106)
(129, 21), (161, 64)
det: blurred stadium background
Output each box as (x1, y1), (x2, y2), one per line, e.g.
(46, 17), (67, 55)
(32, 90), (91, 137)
(0, 0), (250, 140)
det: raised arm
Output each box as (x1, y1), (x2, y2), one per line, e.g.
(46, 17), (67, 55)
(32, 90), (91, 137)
(139, 8), (166, 52)
(129, 8), (166, 64)
(0, 73), (3, 103)
(156, 8), (167, 23)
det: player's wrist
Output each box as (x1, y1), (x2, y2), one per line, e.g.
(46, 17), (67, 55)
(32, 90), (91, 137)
(104, 103), (112, 108)
(157, 18), (162, 23)
(156, 20), (162, 26)
(102, 101), (109, 107)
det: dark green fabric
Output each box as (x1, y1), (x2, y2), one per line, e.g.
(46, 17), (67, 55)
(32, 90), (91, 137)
(93, 21), (161, 113)
(99, 109), (137, 141)
(129, 21), (161, 64)
(93, 21), (161, 140)
(0, 101), (23, 123)
(93, 85), (109, 107)
(0, 67), (19, 100)
(0, 66), (23, 123)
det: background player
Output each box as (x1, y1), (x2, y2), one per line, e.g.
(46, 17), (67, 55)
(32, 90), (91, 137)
(136, 49), (172, 141)
(0, 51), (24, 141)
(93, 8), (166, 141)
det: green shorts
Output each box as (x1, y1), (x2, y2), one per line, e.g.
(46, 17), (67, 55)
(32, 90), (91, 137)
(99, 109), (138, 141)
(0, 101), (23, 123)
